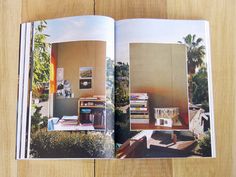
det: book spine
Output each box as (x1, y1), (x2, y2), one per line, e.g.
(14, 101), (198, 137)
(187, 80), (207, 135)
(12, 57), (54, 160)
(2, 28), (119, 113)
(130, 107), (148, 111)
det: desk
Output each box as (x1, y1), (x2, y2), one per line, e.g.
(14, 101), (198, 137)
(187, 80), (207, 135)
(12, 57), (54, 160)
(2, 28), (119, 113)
(48, 119), (95, 131)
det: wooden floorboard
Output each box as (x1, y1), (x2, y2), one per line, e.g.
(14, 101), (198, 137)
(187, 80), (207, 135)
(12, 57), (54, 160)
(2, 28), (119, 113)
(21, 0), (94, 22)
(0, 0), (21, 177)
(17, 160), (95, 177)
(95, 0), (167, 19)
(95, 159), (173, 177)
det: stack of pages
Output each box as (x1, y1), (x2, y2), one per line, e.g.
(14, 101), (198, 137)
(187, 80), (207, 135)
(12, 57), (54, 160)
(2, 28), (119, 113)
(60, 116), (78, 125)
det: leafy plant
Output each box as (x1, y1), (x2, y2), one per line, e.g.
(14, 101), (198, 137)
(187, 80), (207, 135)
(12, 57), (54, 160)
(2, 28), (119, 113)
(106, 57), (115, 102)
(30, 131), (114, 158)
(31, 105), (48, 133)
(114, 62), (139, 144)
(32, 21), (50, 99)
(197, 130), (212, 156)
(179, 34), (206, 75)
(115, 109), (138, 144)
(115, 62), (129, 107)
(179, 34), (206, 103)
(192, 66), (209, 111)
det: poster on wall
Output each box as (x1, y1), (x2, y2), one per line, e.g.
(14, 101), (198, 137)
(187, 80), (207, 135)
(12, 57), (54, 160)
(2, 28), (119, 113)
(57, 68), (64, 81)
(80, 67), (93, 79)
(80, 79), (92, 89)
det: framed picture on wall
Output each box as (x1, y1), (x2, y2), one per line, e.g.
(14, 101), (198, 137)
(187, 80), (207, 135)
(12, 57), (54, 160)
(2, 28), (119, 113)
(80, 67), (93, 79)
(80, 79), (92, 89)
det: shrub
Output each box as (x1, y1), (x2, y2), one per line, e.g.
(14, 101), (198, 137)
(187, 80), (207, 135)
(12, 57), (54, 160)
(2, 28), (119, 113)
(30, 130), (114, 158)
(115, 109), (138, 144)
(192, 67), (209, 111)
(31, 105), (48, 133)
(197, 130), (212, 157)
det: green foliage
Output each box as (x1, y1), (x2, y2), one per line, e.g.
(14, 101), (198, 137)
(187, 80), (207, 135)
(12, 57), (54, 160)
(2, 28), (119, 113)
(30, 131), (114, 158)
(106, 57), (115, 103)
(179, 34), (206, 103)
(31, 105), (48, 133)
(192, 66), (209, 111)
(32, 21), (50, 98)
(197, 130), (212, 157)
(115, 109), (138, 144)
(114, 62), (138, 144)
(115, 62), (129, 107)
(179, 34), (206, 74)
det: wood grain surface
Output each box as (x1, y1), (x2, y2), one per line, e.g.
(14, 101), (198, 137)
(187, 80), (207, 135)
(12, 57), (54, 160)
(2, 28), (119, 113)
(0, 0), (235, 177)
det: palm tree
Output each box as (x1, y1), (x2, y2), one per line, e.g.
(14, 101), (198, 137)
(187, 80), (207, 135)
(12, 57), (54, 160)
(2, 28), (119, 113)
(179, 34), (206, 103)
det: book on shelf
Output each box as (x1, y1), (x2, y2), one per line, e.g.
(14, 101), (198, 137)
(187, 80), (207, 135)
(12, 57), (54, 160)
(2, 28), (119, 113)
(16, 15), (215, 159)
(130, 107), (148, 111)
(130, 114), (149, 119)
(130, 118), (149, 124)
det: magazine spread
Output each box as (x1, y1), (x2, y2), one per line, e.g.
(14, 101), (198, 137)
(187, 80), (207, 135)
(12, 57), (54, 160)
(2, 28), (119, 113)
(16, 15), (215, 159)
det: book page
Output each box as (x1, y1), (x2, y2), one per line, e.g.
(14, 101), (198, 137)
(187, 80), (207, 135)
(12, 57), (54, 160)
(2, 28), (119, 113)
(17, 16), (115, 159)
(115, 19), (215, 158)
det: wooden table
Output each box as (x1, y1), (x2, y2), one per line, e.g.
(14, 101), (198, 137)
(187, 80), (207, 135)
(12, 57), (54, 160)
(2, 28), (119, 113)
(0, 0), (235, 177)
(131, 123), (188, 130)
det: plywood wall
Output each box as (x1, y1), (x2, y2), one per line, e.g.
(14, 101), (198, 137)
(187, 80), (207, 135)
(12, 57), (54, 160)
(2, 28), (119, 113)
(56, 41), (106, 98)
(130, 43), (188, 122)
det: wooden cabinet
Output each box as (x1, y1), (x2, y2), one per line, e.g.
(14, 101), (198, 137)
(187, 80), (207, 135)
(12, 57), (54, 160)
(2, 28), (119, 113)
(79, 97), (106, 130)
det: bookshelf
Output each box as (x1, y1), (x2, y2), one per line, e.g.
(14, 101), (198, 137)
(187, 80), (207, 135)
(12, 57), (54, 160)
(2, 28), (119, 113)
(79, 97), (106, 130)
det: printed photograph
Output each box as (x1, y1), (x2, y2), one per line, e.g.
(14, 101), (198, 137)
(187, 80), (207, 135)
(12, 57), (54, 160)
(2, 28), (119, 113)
(115, 19), (213, 158)
(80, 67), (93, 78)
(29, 16), (115, 158)
(80, 79), (92, 89)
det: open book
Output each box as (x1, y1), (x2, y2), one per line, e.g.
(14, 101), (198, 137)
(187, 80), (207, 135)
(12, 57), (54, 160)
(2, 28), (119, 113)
(16, 15), (215, 159)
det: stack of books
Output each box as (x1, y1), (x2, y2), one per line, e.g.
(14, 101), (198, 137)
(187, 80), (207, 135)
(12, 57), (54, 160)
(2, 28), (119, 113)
(130, 93), (149, 124)
(59, 116), (78, 125)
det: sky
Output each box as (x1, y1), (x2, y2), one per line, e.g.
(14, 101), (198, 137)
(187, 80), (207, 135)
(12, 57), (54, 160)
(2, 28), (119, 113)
(34, 15), (115, 60)
(116, 19), (209, 63)
(34, 17), (209, 65)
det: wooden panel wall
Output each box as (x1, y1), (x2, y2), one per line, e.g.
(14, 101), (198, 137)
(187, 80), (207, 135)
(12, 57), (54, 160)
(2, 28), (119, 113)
(56, 41), (106, 98)
(0, 0), (235, 177)
(130, 44), (188, 121)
